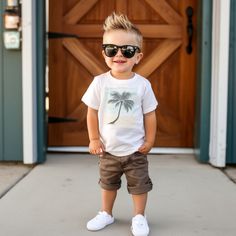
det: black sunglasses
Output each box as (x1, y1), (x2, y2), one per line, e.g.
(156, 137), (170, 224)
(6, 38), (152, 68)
(102, 44), (141, 58)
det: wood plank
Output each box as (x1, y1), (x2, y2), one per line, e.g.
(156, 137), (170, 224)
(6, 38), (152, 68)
(63, 24), (182, 39)
(64, 0), (98, 24)
(68, 103), (87, 120)
(145, 0), (182, 24)
(48, 39), (66, 116)
(135, 39), (182, 77)
(67, 103), (88, 131)
(48, 0), (65, 146)
(179, 0), (197, 147)
(49, 0), (63, 32)
(63, 130), (89, 145)
(138, 25), (182, 39)
(63, 24), (103, 38)
(62, 38), (107, 76)
(116, 0), (127, 14)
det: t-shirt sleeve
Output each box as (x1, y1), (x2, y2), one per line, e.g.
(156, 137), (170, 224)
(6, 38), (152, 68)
(81, 77), (100, 110)
(142, 80), (158, 114)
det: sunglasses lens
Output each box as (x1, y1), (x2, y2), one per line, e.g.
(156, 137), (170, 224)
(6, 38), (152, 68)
(122, 46), (136, 58)
(104, 45), (117, 57)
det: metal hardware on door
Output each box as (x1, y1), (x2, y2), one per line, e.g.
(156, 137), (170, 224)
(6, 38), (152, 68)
(48, 116), (78, 123)
(47, 32), (79, 39)
(186, 6), (193, 54)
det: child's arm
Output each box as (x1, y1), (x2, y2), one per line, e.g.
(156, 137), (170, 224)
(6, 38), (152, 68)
(138, 110), (156, 154)
(87, 107), (104, 155)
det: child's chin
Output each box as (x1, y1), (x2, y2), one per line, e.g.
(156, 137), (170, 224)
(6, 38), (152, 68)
(112, 67), (130, 73)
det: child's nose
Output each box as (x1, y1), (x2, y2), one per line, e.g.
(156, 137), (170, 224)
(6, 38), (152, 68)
(116, 48), (123, 56)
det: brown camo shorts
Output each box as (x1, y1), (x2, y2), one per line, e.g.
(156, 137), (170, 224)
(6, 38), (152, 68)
(98, 152), (153, 195)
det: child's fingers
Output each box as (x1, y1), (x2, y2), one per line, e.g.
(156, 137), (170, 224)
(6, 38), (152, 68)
(138, 145), (146, 152)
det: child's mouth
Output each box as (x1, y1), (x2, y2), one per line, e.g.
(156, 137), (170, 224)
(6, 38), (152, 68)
(113, 60), (126, 64)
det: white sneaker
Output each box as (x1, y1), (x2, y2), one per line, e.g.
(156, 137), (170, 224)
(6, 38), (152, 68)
(131, 214), (150, 236)
(87, 211), (114, 231)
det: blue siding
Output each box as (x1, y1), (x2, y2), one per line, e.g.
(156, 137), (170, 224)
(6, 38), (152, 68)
(0, 0), (3, 160)
(36, 0), (46, 163)
(227, 0), (236, 164)
(0, 2), (23, 161)
(3, 50), (22, 161)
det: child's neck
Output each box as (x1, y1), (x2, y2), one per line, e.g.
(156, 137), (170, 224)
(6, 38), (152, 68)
(111, 71), (135, 80)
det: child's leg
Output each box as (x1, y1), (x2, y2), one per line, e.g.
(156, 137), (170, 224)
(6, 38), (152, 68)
(87, 188), (116, 231)
(132, 192), (148, 215)
(101, 188), (117, 216)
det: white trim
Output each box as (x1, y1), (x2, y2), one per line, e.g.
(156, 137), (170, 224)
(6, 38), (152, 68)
(22, 0), (37, 164)
(47, 147), (194, 155)
(209, 0), (230, 167)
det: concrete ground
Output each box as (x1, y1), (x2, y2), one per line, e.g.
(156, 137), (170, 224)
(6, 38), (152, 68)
(0, 154), (236, 236)
(224, 167), (236, 183)
(0, 162), (32, 198)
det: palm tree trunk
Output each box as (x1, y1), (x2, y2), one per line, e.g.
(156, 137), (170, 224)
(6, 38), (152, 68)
(109, 101), (123, 124)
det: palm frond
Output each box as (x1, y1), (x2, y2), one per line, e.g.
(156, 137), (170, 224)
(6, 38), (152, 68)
(108, 99), (119, 104)
(115, 102), (122, 107)
(124, 100), (134, 112)
(121, 92), (131, 100)
(110, 92), (122, 100)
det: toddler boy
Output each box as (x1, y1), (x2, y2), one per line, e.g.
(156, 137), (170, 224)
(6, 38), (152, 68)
(82, 12), (158, 236)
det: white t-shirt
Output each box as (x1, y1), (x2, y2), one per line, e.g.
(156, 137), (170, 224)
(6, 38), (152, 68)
(82, 71), (158, 156)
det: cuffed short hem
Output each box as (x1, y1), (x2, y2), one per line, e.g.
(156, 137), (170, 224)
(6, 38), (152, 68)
(127, 179), (153, 195)
(99, 179), (121, 191)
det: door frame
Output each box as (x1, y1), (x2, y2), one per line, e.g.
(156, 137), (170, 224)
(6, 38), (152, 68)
(0, 0), (3, 161)
(226, 0), (236, 164)
(22, 0), (46, 164)
(194, 0), (212, 163)
(209, 0), (230, 167)
(22, 0), (213, 164)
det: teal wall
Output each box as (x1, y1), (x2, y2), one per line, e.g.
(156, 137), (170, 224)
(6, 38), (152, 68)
(227, 0), (236, 164)
(0, 1), (46, 163)
(0, 2), (23, 161)
(195, 0), (212, 163)
(36, 0), (46, 163)
(0, 0), (3, 160)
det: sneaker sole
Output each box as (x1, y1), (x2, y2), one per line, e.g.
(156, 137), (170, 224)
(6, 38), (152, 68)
(131, 226), (149, 236)
(87, 219), (115, 231)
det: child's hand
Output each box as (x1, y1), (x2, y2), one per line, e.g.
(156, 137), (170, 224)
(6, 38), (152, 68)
(138, 141), (153, 154)
(89, 139), (105, 156)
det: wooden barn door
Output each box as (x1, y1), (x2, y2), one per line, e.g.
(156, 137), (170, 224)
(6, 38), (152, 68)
(48, 0), (197, 147)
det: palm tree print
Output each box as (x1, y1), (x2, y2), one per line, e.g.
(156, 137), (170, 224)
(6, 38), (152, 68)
(108, 91), (134, 124)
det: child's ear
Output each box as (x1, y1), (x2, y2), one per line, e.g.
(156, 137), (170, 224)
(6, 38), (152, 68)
(102, 50), (106, 59)
(136, 52), (143, 64)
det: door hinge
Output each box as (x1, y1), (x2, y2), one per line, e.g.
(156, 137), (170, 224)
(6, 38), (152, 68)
(48, 116), (78, 123)
(47, 32), (79, 39)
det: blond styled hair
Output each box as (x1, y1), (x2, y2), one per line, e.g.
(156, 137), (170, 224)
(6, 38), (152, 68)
(103, 12), (143, 47)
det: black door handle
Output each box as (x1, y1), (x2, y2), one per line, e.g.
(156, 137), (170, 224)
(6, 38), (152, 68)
(186, 6), (193, 54)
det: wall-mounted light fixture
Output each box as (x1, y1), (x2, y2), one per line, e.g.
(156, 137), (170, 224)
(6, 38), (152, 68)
(7, 0), (18, 7)
(4, 8), (20, 29)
